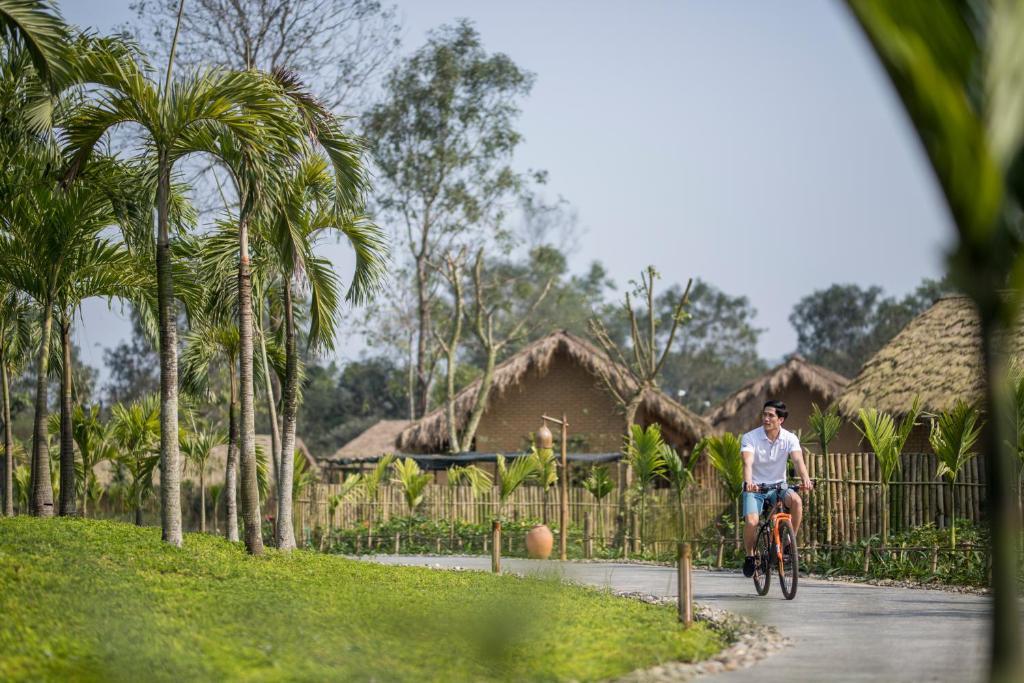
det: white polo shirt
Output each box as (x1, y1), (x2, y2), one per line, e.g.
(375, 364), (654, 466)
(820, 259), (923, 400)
(740, 426), (802, 485)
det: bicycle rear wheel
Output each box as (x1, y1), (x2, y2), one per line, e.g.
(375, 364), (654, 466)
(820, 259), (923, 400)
(753, 524), (771, 596)
(777, 519), (798, 600)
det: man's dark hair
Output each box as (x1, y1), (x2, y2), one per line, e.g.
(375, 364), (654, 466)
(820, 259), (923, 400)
(763, 399), (788, 421)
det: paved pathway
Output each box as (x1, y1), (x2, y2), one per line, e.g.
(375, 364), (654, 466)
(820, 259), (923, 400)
(360, 555), (1017, 682)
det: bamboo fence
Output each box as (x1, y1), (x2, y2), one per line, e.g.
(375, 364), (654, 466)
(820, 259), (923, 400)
(296, 451), (1004, 551)
(800, 451), (988, 547)
(296, 481), (731, 545)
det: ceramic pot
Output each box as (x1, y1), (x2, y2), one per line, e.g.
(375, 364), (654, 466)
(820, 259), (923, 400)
(525, 524), (553, 559)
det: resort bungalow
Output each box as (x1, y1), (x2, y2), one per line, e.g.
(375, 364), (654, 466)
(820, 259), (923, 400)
(328, 330), (715, 484)
(832, 294), (1024, 454)
(706, 354), (849, 437)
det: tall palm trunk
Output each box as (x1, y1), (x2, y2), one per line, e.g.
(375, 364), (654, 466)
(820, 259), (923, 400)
(59, 317), (76, 516)
(2, 340), (12, 516)
(257, 318), (281, 499)
(30, 300), (54, 516)
(199, 468), (206, 533)
(276, 280), (298, 550)
(414, 254), (430, 419)
(134, 468), (142, 525)
(225, 369), (239, 542)
(237, 220), (263, 554)
(156, 162), (183, 546)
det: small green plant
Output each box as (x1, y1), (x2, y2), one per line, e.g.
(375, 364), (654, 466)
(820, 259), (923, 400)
(663, 444), (701, 540)
(699, 433), (744, 544)
(495, 453), (537, 519)
(361, 453), (397, 524)
(856, 397), (922, 544)
(583, 465), (614, 547)
(181, 425), (226, 533)
(111, 396), (161, 526)
(808, 403), (842, 543)
(623, 424), (668, 552)
(391, 457), (431, 514)
(931, 400), (982, 549)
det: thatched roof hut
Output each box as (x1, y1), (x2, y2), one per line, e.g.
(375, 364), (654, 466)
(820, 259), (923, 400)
(397, 330), (713, 454)
(326, 420), (411, 463)
(706, 355), (849, 435)
(834, 295), (1024, 419)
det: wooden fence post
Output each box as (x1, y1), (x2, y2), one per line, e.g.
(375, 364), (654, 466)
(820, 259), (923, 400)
(863, 543), (872, 573)
(394, 532), (400, 555)
(678, 542), (692, 627)
(491, 520), (501, 573)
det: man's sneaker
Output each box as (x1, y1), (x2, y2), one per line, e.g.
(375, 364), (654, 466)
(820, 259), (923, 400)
(743, 555), (756, 577)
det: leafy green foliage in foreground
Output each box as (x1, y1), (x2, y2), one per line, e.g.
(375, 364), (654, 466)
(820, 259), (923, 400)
(0, 518), (722, 682)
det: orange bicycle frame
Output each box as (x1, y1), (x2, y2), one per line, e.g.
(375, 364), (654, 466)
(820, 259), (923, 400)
(770, 504), (792, 572)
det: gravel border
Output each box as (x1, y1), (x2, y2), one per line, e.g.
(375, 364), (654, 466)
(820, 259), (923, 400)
(608, 594), (789, 682)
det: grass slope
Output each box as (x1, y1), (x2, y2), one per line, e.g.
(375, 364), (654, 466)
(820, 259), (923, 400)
(0, 518), (722, 682)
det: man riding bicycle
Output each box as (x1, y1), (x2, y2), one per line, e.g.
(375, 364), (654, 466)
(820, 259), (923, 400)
(740, 400), (813, 578)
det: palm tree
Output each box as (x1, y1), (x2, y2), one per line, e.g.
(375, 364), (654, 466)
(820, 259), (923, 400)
(447, 464), (492, 541)
(360, 453), (396, 529)
(856, 398), (921, 545)
(0, 178), (130, 517)
(663, 444), (702, 540)
(808, 403), (842, 544)
(701, 433), (745, 546)
(61, 34), (315, 547)
(0, 0), (69, 89)
(623, 423), (668, 553)
(391, 457), (430, 515)
(182, 424), (225, 533)
(326, 473), (362, 537)
(0, 288), (33, 516)
(260, 154), (386, 551)
(290, 451), (317, 544)
(582, 465), (614, 548)
(845, 3), (1024, 677)
(931, 400), (982, 549)
(111, 396), (161, 526)
(495, 453), (537, 520)
(70, 405), (116, 519)
(181, 322), (241, 542)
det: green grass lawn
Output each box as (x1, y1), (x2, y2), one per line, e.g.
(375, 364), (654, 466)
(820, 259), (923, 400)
(0, 518), (723, 682)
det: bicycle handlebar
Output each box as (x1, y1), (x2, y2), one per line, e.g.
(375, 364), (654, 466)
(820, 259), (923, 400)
(747, 481), (813, 493)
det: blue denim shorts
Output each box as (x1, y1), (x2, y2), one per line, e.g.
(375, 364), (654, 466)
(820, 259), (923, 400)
(742, 486), (794, 517)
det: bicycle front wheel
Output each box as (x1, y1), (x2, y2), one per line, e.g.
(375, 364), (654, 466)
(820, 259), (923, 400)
(753, 523), (771, 596)
(777, 519), (798, 600)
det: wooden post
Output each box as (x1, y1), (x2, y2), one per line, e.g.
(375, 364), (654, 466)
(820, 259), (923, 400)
(435, 537), (442, 554)
(678, 542), (692, 626)
(863, 542), (871, 574)
(931, 545), (939, 574)
(716, 537), (724, 569)
(560, 415), (569, 561)
(394, 532), (400, 555)
(355, 533), (362, 554)
(491, 519), (501, 573)
(584, 512), (593, 559)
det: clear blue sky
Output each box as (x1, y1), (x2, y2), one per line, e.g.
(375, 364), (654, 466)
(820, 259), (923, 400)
(64, 0), (951, 380)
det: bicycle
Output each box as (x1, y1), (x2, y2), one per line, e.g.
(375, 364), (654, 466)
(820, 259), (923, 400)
(750, 482), (805, 600)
